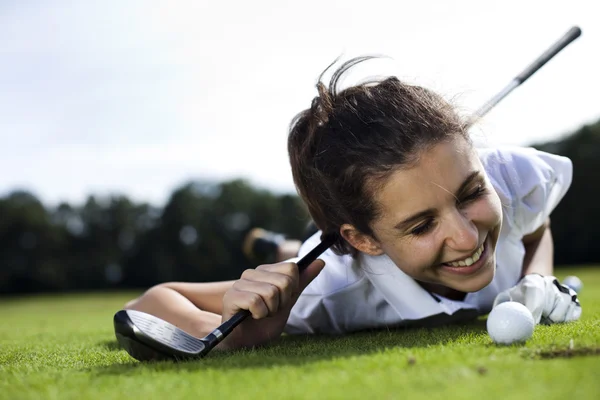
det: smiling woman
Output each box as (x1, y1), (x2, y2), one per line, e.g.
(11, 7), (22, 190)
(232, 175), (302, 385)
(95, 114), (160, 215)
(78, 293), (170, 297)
(124, 56), (581, 351)
(347, 137), (502, 296)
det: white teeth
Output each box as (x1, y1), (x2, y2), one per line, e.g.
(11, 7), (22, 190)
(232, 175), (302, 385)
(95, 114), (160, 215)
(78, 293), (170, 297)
(446, 244), (484, 267)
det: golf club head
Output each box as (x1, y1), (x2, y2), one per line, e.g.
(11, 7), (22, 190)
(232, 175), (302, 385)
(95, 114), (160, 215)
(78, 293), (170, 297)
(114, 309), (207, 361)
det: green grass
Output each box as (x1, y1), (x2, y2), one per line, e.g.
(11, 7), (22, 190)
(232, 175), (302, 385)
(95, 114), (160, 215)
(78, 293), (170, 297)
(1, 268), (599, 400)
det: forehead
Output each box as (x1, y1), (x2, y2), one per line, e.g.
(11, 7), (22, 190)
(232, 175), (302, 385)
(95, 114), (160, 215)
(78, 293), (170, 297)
(374, 137), (480, 215)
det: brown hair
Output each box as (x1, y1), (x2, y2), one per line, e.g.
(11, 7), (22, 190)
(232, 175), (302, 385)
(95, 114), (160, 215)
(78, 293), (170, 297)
(288, 56), (469, 255)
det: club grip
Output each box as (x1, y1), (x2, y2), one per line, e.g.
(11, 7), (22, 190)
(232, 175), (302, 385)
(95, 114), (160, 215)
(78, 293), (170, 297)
(515, 26), (581, 83)
(295, 234), (336, 271)
(216, 235), (336, 337)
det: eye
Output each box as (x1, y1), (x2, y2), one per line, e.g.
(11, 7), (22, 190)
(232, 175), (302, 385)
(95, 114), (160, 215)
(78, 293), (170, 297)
(410, 219), (436, 236)
(459, 184), (486, 204)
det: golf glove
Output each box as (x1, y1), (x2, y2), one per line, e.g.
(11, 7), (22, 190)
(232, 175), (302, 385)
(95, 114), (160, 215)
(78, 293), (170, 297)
(493, 274), (581, 324)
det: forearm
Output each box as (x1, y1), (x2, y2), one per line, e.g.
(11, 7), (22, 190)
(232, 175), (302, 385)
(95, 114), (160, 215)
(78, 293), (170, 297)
(124, 285), (222, 338)
(160, 280), (235, 315)
(521, 219), (554, 277)
(123, 280), (235, 336)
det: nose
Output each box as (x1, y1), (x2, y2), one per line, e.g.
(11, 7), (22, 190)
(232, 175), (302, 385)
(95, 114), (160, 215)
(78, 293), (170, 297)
(444, 209), (479, 252)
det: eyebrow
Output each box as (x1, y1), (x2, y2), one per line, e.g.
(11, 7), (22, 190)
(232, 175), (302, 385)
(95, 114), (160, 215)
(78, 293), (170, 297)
(393, 171), (483, 231)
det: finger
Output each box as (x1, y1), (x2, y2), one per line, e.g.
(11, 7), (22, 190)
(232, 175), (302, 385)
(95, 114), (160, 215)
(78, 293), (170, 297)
(298, 259), (326, 292)
(565, 302), (582, 322)
(256, 262), (300, 284)
(565, 286), (581, 307)
(521, 286), (546, 324)
(515, 274), (551, 323)
(222, 289), (270, 320)
(242, 266), (298, 307)
(493, 291), (512, 308)
(547, 291), (571, 323)
(232, 279), (281, 315)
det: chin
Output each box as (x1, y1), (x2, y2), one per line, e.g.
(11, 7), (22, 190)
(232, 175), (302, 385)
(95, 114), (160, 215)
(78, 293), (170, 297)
(454, 258), (496, 293)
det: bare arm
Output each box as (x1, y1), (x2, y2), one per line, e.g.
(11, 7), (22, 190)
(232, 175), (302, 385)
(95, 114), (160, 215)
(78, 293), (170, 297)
(158, 280), (236, 315)
(123, 257), (325, 350)
(521, 218), (554, 277)
(124, 280), (235, 339)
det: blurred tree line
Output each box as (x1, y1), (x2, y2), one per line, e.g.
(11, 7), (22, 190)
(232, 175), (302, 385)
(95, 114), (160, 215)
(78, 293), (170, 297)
(0, 180), (311, 295)
(532, 118), (600, 266)
(1, 119), (599, 295)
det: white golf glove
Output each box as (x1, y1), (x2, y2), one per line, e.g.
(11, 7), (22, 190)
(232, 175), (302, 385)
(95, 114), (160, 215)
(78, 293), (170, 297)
(493, 274), (582, 324)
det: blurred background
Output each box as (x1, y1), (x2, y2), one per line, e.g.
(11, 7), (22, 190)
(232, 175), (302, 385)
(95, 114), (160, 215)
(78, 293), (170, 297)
(1, 0), (599, 295)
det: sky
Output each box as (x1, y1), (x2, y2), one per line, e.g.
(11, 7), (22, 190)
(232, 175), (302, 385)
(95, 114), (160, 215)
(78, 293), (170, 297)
(1, 0), (598, 207)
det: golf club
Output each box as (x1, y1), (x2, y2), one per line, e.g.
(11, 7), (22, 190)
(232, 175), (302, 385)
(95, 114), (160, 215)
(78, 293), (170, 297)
(466, 25), (581, 128)
(114, 235), (336, 361)
(114, 26), (582, 362)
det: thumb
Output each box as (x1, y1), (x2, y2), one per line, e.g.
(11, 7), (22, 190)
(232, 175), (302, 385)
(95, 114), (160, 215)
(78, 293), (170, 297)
(492, 291), (512, 308)
(298, 259), (326, 292)
(520, 277), (547, 324)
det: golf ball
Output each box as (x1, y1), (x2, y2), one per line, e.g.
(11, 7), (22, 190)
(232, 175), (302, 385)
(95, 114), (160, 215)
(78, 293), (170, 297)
(562, 275), (583, 294)
(487, 302), (535, 345)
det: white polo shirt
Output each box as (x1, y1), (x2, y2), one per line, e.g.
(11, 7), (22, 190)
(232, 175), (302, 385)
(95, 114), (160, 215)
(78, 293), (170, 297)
(284, 146), (573, 334)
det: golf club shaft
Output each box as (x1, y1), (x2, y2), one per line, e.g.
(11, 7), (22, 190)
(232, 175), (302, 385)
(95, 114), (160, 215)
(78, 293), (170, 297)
(203, 25), (582, 351)
(468, 25), (581, 127)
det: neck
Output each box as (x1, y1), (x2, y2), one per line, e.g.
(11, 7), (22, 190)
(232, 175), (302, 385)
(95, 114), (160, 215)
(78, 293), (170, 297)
(418, 281), (467, 301)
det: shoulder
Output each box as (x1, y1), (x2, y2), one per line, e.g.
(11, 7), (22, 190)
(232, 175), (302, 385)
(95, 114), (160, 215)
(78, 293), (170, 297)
(477, 146), (572, 183)
(293, 232), (365, 296)
(477, 145), (573, 235)
(287, 233), (377, 334)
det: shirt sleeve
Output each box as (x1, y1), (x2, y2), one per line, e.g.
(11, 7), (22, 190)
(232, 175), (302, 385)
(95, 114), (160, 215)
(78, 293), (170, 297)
(483, 146), (573, 236)
(282, 231), (338, 333)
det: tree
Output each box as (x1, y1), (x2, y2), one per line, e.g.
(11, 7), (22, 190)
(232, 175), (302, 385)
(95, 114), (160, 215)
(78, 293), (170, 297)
(532, 119), (600, 264)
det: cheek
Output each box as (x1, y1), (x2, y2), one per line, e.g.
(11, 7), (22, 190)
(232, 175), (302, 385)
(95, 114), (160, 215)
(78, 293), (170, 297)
(484, 193), (503, 225)
(482, 182), (503, 220)
(467, 194), (503, 227)
(381, 235), (440, 272)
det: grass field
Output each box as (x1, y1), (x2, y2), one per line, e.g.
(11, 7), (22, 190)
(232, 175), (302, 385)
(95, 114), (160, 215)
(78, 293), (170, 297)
(1, 268), (599, 400)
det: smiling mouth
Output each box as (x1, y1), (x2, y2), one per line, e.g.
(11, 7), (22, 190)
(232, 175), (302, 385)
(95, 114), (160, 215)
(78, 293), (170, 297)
(443, 243), (485, 267)
(440, 237), (490, 276)
(439, 238), (490, 276)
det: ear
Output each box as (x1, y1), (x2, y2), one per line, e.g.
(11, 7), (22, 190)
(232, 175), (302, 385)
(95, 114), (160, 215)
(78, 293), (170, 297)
(340, 224), (384, 256)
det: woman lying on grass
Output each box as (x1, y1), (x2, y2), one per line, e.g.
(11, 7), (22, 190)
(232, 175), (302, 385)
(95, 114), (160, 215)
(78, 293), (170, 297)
(125, 57), (582, 350)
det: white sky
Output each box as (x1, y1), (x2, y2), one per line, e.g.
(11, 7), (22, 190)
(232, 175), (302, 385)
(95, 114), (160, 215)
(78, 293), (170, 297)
(1, 0), (598, 206)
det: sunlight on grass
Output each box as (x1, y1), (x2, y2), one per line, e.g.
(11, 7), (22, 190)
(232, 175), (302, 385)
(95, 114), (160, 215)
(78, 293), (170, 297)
(1, 268), (598, 400)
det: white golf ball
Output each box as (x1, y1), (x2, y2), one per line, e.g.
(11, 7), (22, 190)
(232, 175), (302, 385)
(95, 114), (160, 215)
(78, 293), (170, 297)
(562, 275), (583, 294)
(487, 302), (535, 345)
